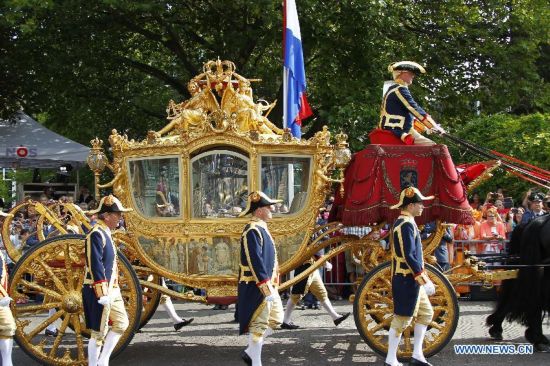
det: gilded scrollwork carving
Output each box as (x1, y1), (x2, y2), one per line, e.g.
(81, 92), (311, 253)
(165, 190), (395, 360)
(108, 129), (130, 152)
(84, 59), (352, 290)
(313, 125), (331, 145)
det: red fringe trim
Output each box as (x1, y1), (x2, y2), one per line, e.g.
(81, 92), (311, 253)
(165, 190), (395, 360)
(341, 205), (474, 226)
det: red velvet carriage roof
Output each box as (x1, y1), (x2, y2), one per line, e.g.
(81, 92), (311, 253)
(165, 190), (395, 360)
(329, 144), (475, 226)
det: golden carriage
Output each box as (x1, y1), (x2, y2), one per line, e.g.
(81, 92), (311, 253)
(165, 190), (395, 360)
(0, 59), (518, 365)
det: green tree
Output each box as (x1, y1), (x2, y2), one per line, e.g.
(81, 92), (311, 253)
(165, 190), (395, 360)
(1, 0), (547, 154)
(447, 113), (550, 200)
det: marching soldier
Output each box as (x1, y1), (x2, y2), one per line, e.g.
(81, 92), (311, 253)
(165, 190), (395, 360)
(82, 195), (131, 366)
(281, 256), (350, 329)
(0, 211), (15, 366)
(141, 276), (194, 332)
(157, 278), (194, 331)
(380, 61), (444, 145)
(385, 186), (436, 366)
(237, 192), (283, 366)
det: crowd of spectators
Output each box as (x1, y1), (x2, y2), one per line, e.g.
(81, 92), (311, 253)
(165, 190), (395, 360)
(0, 186), (100, 273)
(454, 188), (549, 254)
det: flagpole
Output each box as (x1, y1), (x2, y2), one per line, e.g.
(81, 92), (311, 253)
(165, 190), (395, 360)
(283, 70), (288, 130)
(282, 0), (287, 130)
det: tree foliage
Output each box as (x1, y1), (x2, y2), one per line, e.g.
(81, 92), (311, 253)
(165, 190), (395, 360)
(447, 113), (550, 199)
(1, 0), (548, 157)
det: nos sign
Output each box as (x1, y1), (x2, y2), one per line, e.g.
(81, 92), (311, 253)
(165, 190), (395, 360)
(6, 146), (38, 158)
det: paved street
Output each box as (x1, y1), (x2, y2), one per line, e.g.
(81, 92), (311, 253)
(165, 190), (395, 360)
(13, 299), (550, 365)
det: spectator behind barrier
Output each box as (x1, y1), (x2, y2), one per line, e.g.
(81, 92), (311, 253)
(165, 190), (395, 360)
(521, 192), (547, 224)
(505, 207), (524, 238)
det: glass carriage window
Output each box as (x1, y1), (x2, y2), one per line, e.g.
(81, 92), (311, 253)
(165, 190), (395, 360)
(128, 157), (181, 218)
(191, 150), (249, 218)
(260, 156), (311, 215)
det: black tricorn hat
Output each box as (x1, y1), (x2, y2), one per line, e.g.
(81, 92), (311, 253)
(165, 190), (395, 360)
(528, 192), (545, 202)
(390, 186), (434, 209)
(388, 61), (426, 76)
(239, 191), (282, 217)
(87, 195), (133, 215)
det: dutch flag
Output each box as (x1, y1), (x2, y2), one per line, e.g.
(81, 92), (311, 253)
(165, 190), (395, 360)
(283, 0), (312, 139)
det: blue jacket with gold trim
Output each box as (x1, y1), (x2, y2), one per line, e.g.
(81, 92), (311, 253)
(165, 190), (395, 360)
(81, 222), (119, 331)
(380, 82), (427, 141)
(237, 218), (277, 335)
(391, 212), (425, 316)
(83, 222), (118, 297)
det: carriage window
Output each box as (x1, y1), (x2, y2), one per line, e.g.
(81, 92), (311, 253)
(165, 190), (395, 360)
(260, 156), (311, 215)
(128, 157), (181, 218)
(191, 150), (249, 218)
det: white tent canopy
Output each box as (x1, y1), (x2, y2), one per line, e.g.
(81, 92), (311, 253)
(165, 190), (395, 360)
(0, 112), (90, 169)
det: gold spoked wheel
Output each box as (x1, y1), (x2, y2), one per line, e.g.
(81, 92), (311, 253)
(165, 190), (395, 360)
(353, 262), (458, 360)
(9, 234), (142, 366)
(1, 201), (36, 261)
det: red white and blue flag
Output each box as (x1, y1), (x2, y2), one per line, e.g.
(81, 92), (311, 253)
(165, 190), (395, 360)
(283, 0), (312, 139)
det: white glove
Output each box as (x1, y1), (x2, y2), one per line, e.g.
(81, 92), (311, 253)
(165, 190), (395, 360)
(324, 261), (333, 271)
(0, 297), (13, 307)
(98, 296), (110, 306)
(426, 115), (446, 134)
(264, 283), (276, 302)
(423, 280), (436, 296)
(431, 124), (446, 134)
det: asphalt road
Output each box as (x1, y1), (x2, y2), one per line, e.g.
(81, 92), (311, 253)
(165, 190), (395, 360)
(12, 300), (550, 365)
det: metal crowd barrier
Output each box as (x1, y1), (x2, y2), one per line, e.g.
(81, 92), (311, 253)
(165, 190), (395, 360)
(453, 239), (510, 256)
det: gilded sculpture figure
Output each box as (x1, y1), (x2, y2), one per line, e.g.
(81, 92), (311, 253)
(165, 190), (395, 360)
(154, 81), (218, 137)
(231, 81), (283, 135)
(151, 58), (284, 138)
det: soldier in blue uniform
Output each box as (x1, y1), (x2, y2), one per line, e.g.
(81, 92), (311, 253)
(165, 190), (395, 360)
(82, 195), (132, 366)
(237, 191), (283, 366)
(0, 211), (16, 366)
(380, 61), (445, 145)
(385, 187), (436, 366)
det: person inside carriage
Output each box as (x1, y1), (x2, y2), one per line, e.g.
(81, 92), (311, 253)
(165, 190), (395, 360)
(379, 61), (444, 146)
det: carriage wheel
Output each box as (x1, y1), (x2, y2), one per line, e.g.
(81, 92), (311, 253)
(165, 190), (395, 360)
(353, 262), (458, 360)
(1, 201), (35, 261)
(9, 234), (142, 366)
